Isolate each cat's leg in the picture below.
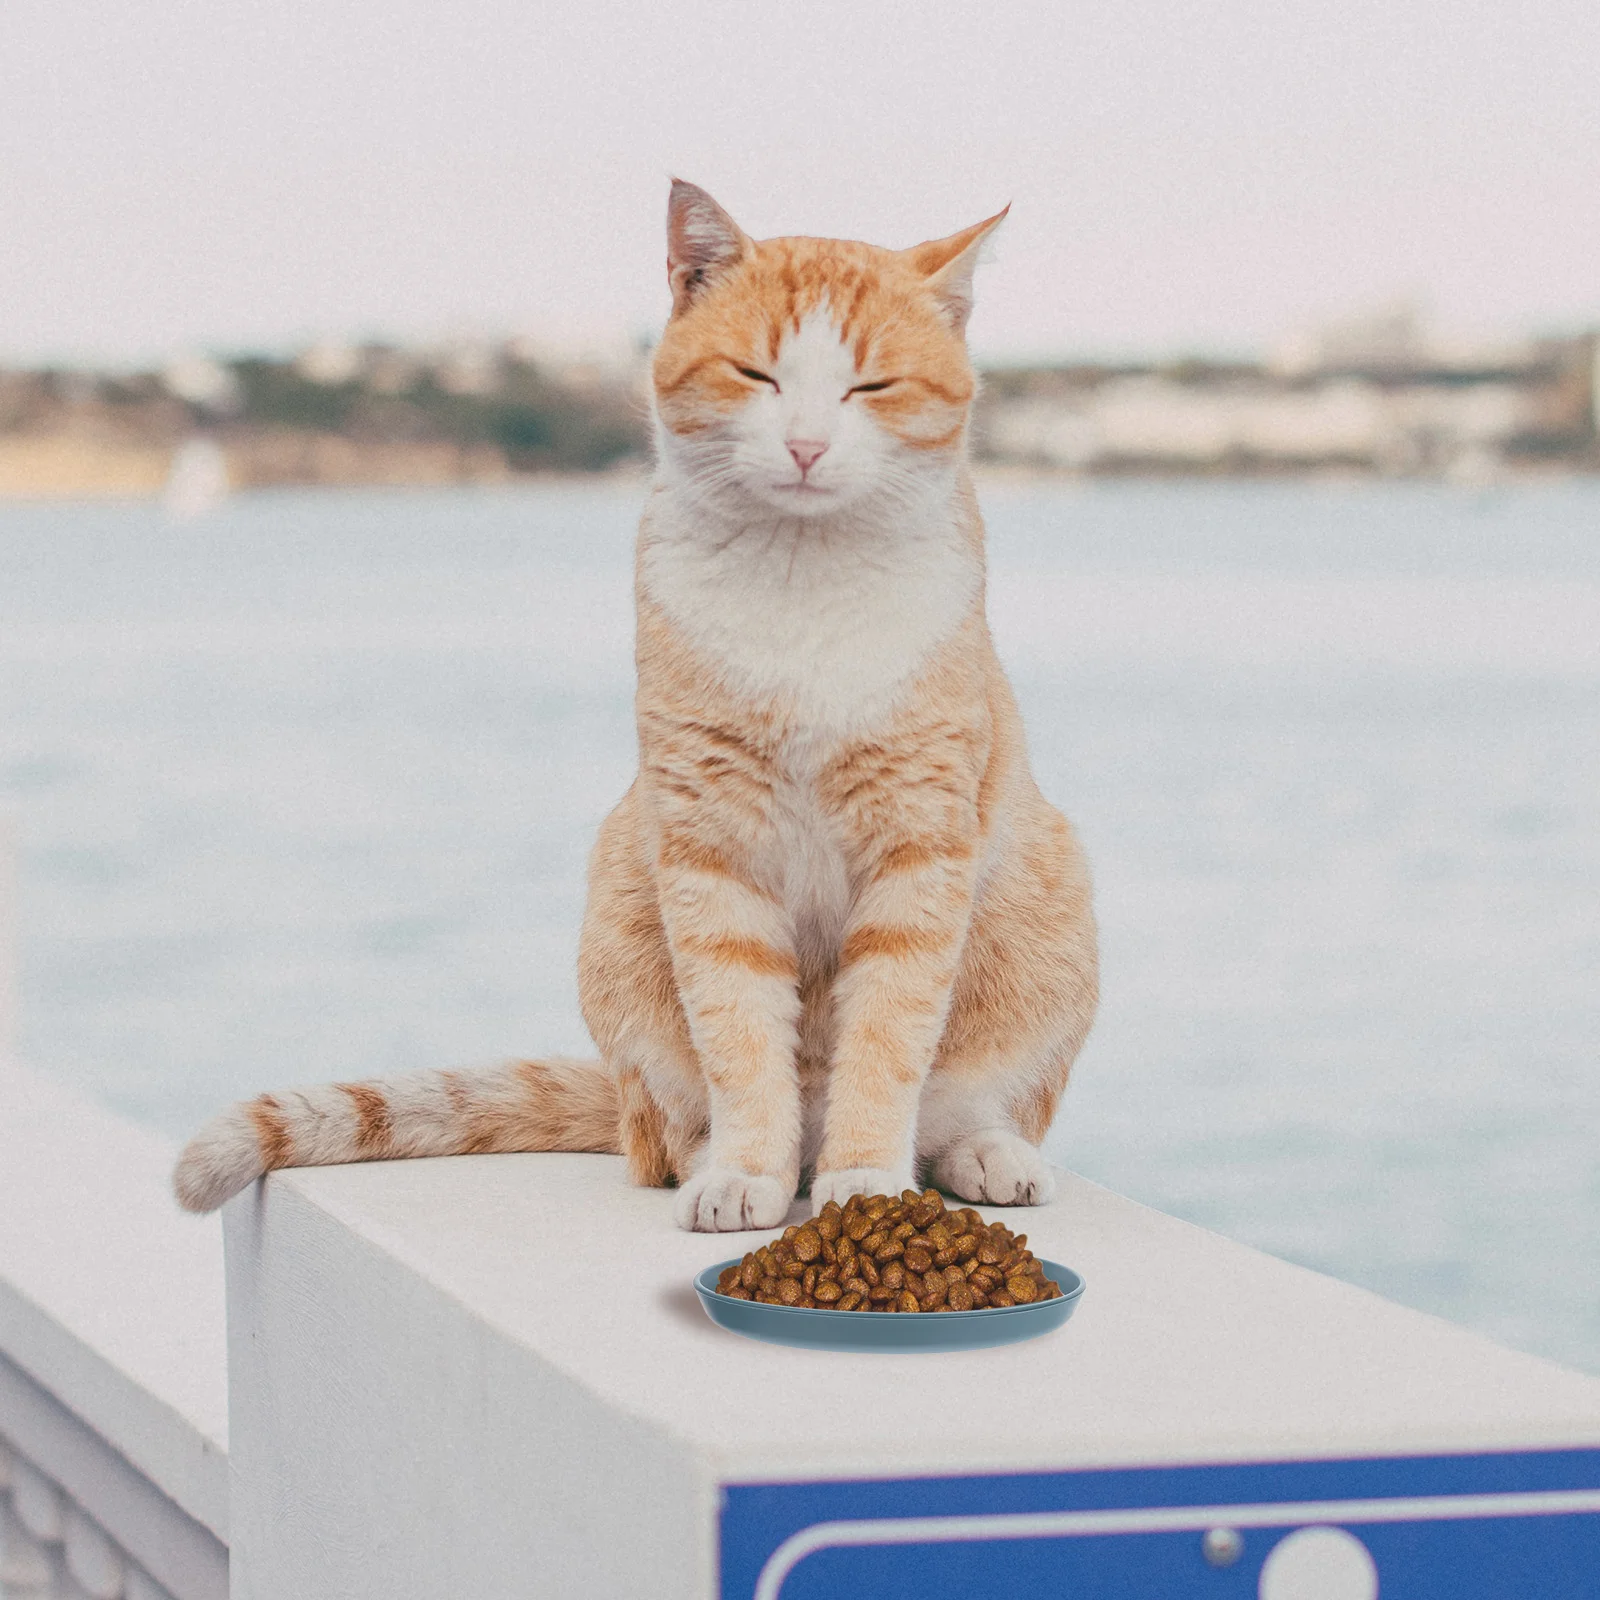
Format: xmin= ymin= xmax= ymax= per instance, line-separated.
xmin=650 ymin=833 xmax=804 ymax=1231
xmin=581 ymin=791 xmax=710 ymax=1192
xmin=811 ymin=833 xmax=981 ymax=1212
xmin=582 ymin=781 xmax=802 ymax=1230
xmin=916 ymin=810 xmax=1098 ymax=1207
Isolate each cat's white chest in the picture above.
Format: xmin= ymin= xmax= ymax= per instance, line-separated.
xmin=762 ymin=760 xmax=851 ymax=975
xmin=640 ymin=498 xmax=979 ymax=733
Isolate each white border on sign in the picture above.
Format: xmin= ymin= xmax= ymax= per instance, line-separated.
xmin=752 ymin=1489 xmax=1600 ymax=1600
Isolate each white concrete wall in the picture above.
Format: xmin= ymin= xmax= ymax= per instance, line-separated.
xmin=224 ymin=1176 xmax=712 ymax=1600
xmin=225 ymin=1151 xmax=1600 ymax=1599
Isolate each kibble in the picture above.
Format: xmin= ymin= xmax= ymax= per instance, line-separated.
xmin=713 ymin=1190 xmax=1063 ymax=1312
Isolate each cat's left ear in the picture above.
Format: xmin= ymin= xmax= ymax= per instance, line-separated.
xmin=904 ymin=206 xmax=1010 ymax=333
xmin=666 ymin=179 xmax=751 ymax=317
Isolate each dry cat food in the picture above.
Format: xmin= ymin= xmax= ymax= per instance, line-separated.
xmin=714 ymin=1189 xmax=1062 ymax=1312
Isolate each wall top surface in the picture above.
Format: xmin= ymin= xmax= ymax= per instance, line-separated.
xmin=275 ymin=1151 xmax=1600 ymax=1482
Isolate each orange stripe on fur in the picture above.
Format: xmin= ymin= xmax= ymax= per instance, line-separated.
xmin=249 ymin=1094 xmax=294 ymax=1171
xmin=337 ymin=1081 xmax=393 ymax=1158
xmin=841 ymin=923 xmax=955 ymax=966
xmin=657 ymin=830 xmax=760 ymax=889
xmin=877 ymin=838 xmax=972 ymax=876
xmin=680 ymin=934 xmax=798 ymax=980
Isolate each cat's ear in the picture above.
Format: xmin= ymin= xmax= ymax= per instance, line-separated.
xmin=904 ymin=206 xmax=1009 ymax=333
xmin=666 ymin=179 xmax=751 ymax=316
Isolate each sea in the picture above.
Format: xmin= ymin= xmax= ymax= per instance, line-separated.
xmin=1 ymin=478 xmax=1595 ymax=1373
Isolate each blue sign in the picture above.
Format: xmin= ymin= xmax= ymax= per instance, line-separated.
xmin=721 ymin=1448 xmax=1600 ymax=1598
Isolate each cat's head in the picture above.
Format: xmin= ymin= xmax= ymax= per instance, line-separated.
xmin=652 ymin=181 xmax=1005 ymax=518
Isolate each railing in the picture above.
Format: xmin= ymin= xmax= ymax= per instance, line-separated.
xmin=0 ymin=1412 xmax=215 ymax=1600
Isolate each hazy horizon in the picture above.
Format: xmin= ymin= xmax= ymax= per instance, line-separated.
xmin=4 ymin=1 xmax=1597 ymax=368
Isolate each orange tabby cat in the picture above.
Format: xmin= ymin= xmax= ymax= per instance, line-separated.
xmin=174 ymin=181 xmax=1098 ymax=1231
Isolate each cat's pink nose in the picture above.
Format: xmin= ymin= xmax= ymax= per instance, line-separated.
xmin=787 ymin=439 xmax=828 ymax=474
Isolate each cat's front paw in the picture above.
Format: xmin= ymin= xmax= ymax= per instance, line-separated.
xmin=810 ymin=1166 xmax=914 ymax=1214
xmin=674 ymin=1167 xmax=792 ymax=1232
xmin=932 ymin=1131 xmax=1055 ymax=1206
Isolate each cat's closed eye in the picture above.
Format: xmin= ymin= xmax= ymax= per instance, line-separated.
xmin=735 ymin=365 xmax=779 ymax=390
xmin=847 ymin=379 xmax=897 ymax=396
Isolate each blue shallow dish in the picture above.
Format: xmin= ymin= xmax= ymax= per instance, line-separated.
xmin=694 ymin=1258 xmax=1084 ymax=1352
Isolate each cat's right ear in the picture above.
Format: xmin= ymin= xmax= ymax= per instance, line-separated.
xmin=666 ymin=180 xmax=750 ymax=316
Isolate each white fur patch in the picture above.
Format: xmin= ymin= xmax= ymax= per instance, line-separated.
xmin=810 ymin=1166 xmax=914 ymax=1214
xmin=641 ymin=495 xmax=977 ymax=734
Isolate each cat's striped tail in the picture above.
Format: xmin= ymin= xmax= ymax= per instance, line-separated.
xmin=171 ymin=1057 xmax=619 ymax=1213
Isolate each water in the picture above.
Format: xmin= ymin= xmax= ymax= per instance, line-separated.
xmin=1 ymin=480 xmax=1596 ymax=1373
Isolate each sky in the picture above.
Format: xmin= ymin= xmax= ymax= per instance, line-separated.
xmin=2 ymin=0 xmax=1597 ymax=367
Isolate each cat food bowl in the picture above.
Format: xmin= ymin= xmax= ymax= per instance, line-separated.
xmin=694 ymin=1258 xmax=1084 ymax=1352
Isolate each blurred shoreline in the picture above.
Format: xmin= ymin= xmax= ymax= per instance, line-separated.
xmin=4 ymin=311 xmax=1597 ymax=500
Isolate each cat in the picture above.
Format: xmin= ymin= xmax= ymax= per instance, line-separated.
xmin=173 ymin=180 xmax=1099 ymax=1232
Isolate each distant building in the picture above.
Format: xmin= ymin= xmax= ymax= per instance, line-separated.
xmin=160 ymin=355 xmax=242 ymax=415
xmin=976 ymin=316 xmax=1597 ymax=478
xmin=294 ymin=342 xmax=365 ymax=386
